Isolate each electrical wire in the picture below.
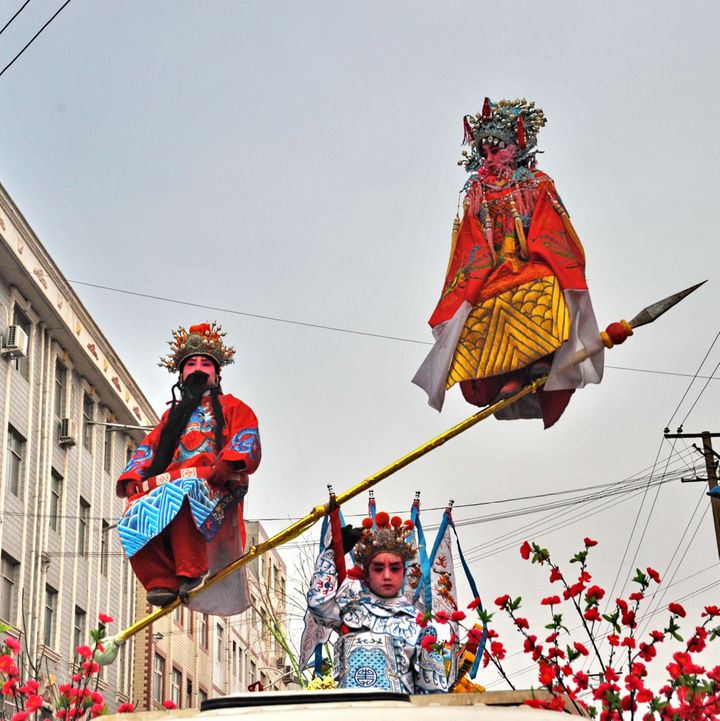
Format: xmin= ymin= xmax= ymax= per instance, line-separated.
xmin=0 ymin=0 xmax=32 ymax=37
xmin=0 ymin=0 xmax=72 ymax=79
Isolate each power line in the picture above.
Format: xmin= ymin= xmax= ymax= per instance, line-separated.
xmin=0 ymin=0 xmax=72 ymax=80
xmin=0 ymin=0 xmax=32 ymax=37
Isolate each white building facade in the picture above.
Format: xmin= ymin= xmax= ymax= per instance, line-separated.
xmin=0 ymin=181 xmax=157 ymax=712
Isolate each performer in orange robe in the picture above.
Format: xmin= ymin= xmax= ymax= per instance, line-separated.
xmin=116 ymin=322 xmax=260 ymax=611
xmin=413 ymin=98 xmax=603 ymax=428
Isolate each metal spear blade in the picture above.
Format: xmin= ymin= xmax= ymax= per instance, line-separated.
xmin=629 ymin=280 xmax=707 ymax=329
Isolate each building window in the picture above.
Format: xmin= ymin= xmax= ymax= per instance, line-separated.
xmin=248 ymin=660 xmax=257 ymax=687
xmin=153 ymin=654 xmax=165 ymax=705
xmin=199 ymin=614 xmax=208 ymax=650
xmin=78 ymin=498 xmax=90 ymax=556
xmin=12 ymin=306 xmax=31 ymax=379
xmin=173 ymin=605 xmax=183 ymax=626
xmin=103 ymin=425 xmax=113 ymax=474
xmin=237 ymin=646 xmax=243 ymax=680
xmin=5 ymin=426 xmax=25 ymax=497
xmin=100 ymin=521 xmax=109 ymax=576
xmin=73 ymin=606 xmax=86 ymax=658
xmin=54 ymin=360 xmax=66 ymax=420
xmin=187 ymin=609 xmax=194 ymax=637
xmin=1 ymin=553 xmax=19 ymax=621
xmin=215 ymin=623 xmax=224 ymax=661
xmin=185 ymin=678 xmax=193 ymax=706
xmin=82 ymin=395 xmax=94 ymax=451
xmin=198 ymin=689 xmax=207 ymax=705
xmin=44 ymin=585 xmax=58 ymax=647
xmin=171 ymin=668 xmax=182 ymax=707
xmin=49 ymin=470 xmax=62 ymax=532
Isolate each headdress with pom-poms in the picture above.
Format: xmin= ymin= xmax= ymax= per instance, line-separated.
xmin=352 ymin=511 xmax=416 ymax=566
xmin=459 ymin=97 xmax=547 ymax=172
xmin=159 ymin=321 xmax=235 ymax=373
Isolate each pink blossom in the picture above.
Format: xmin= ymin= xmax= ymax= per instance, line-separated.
xmin=538 ymin=663 xmax=556 ymax=686
xmin=162 ymin=700 xmax=177 ymax=710
xmin=519 ymin=541 xmax=531 ymax=559
xmin=541 ymin=595 xmax=561 ymax=606
xmin=26 ymin=694 xmax=43 ymax=711
xmin=467 ymin=596 xmax=482 ymax=610
xmin=584 ymin=537 xmax=598 ymax=547
xmin=668 ymin=602 xmax=686 ymax=618
xmin=584 ymin=607 xmax=601 ymax=622
xmin=450 ymin=610 xmax=466 ymax=622
xmin=646 ymin=567 xmax=661 ymax=583
xmin=3 ymin=637 xmax=20 ymax=654
xmin=420 ymin=634 xmax=437 ymax=652
xmin=573 ymin=641 xmax=589 ymax=656
xmin=98 ymin=613 xmax=114 ymax=624
xmin=549 ymin=567 xmax=563 ymax=583
xmin=118 ymin=703 xmax=135 ymax=713
xmin=11 ymin=712 xmax=28 ymax=721
xmin=494 ymin=594 xmax=510 ymax=609
xmin=75 ymin=645 xmax=93 ymax=660
xmin=435 ymin=610 xmax=450 ymax=624
xmin=490 ymin=641 xmax=506 ymax=659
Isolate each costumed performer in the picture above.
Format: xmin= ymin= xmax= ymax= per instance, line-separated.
xmin=413 ymin=98 xmax=603 ymax=428
xmin=116 ymin=322 xmax=261 ymax=611
xmin=306 ymin=511 xmax=448 ymax=693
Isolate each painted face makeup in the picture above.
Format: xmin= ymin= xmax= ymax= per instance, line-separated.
xmin=181 ymin=355 xmax=218 ymax=386
xmin=365 ymin=552 xmax=405 ymax=598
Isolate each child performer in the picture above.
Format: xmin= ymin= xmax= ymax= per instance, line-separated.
xmin=307 ymin=511 xmax=448 ymax=693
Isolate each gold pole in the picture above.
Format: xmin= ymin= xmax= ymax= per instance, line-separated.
xmin=98 ymin=376 xmax=547 ymax=661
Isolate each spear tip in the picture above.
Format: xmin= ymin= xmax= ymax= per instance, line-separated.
xmin=629 ymin=280 xmax=707 ymax=329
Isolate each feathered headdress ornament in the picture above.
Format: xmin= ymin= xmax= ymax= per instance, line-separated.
xmin=353 ymin=511 xmax=416 ymax=566
xmin=459 ymin=97 xmax=546 ymax=171
xmin=159 ymin=321 xmax=235 ymax=373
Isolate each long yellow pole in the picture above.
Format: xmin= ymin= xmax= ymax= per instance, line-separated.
xmin=97 ymin=376 xmax=547 ymax=663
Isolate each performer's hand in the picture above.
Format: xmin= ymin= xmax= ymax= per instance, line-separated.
xmin=341 ymin=524 xmax=363 ymax=554
xmin=208 ymin=458 xmax=237 ymax=488
xmin=124 ymin=480 xmax=142 ymax=497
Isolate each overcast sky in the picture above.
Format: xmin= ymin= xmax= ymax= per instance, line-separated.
xmin=0 ymin=0 xmax=718 ymax=686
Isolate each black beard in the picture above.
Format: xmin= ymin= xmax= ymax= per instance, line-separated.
xmin=182 ymin=370 xmax=210 ymax=398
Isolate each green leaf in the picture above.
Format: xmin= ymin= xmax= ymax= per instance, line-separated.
xmin=509 ymin=596 xmax=523 ymax=612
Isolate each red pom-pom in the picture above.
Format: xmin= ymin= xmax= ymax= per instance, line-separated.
xmin=390 ymin=515 xmax=402 ymax=528
xmin=361 ymin=517 xmax=374 ymax=529
xmin=482 ymin=97 xmax=491 ymax=119
xmin=404 ymin=519 xmax=415 ymax=530
xmin=375 ymin=511 xmax=390 ymax=527
xmin=605 ymin=322 xmax=630 ymax=345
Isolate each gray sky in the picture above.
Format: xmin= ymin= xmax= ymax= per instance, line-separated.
xmin=1 ymin=0 xmax=718 ymax=686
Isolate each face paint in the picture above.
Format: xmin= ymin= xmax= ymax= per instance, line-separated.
xmin=365 ymin=552 xmax=405 ymax=598
xmin=181 ymin=355 xmax=218 ymax=387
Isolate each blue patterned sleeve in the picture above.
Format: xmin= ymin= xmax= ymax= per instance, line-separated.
xmin=413 ymin=624 xmax=449 ymax=694
xmin=114 ymin=412 xmax=168 ymax=496
xmin=218 ymin=395 xmax=261 ymax=474
xmin=307 ymin=545 xmax=343 ymax=630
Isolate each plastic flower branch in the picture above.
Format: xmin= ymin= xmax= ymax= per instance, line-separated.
xmin=1 ymin=614 xmax=180 ymax=719
xmin=481 ymin=540 xmax=720 ymax=720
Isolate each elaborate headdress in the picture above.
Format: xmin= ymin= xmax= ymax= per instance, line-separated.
xmin=353 ymin=511 xmax=416 ymax=566
xmin=460 ymin=97 xmax=546 ymax=171
xmin=159 ymin=321 xmax=235 ymax=373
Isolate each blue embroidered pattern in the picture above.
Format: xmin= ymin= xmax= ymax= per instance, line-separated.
xmin=230 ymin=428 xmax=260 ymax=461
xmin=122 ymin=444 xmax=153 ymax=474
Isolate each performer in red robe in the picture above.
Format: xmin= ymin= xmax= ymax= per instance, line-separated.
xmin=413 ymin=98 xmax=603 ymax=427
xmin=116 ymin=322 xmax=260 ymax=610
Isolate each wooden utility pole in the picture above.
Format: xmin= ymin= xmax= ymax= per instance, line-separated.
xmin=664 ymin=430 xmax=720 ymax=560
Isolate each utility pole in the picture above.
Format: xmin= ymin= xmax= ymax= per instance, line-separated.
xmin=664 ymin=429 xmax=720 ymax=560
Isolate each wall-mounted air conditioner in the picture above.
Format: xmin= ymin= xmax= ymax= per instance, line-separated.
xmin=1 ymin=325 xmax=28 ymax=358
xmin=59 ymin=418 xmax=77 ymax=447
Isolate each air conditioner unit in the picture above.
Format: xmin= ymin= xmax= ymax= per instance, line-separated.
xmin=58 ymin=418 xmax=77 ymax=447
xmin=1 ymin=325 xmax=28 ymax=358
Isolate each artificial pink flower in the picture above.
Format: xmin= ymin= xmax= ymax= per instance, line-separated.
xmin=118 ymin=703 xmax=135 ymax=713
xmin=98 ymin=613 xmax=114 ymax=624
xmin=467 ymin=597 xmax=482 ymax=610
xmin=494 ymin=594 xmax=510 ymax=609
xmin=573 ymin=642 xmax=589 ymax=656
xmin=668 ymin=602 xmax=686 ymax=618
xmin=702 ymin=605 xmax=719 ymax=617
xmin=450 ymin=610 xmax=466 ymax=622
xmin=76 ymin=645 xmax=93 ymax=660
xmin=519 ymin=541 xmax=531 ymax=559
xmin=584 ymin=607 xmax=601 ymax=622
xmin=490 ymin=641 xmax=506 ymax=660
xmin=549 ymin=567 xmax=563 ymax=583
xmin=3 ymin=638 xmax=20 ymax=654
xmin=162 ymin=700 xmax=177 ymax=710
xmin=538 ymin=663 xmax=556 ymax=686
xmin=583 ymin=537 xmax=598 ymax=547
xmin=435 ymin=610 xmax=450 ymax=624
xmin=11 ymin=712 xmax=28 ymax=721
xmin=646 ymin=567 xmax=661 ymax=583
xmin=514 ymin=617 xmax=529 ymax=629
xmin=541 ymin=595 xmax=561 ymax=606
xmin=420 ymin=635 xmax=438 ymax=652
xmin=26 ymin=695 xmax=43 ymax=711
